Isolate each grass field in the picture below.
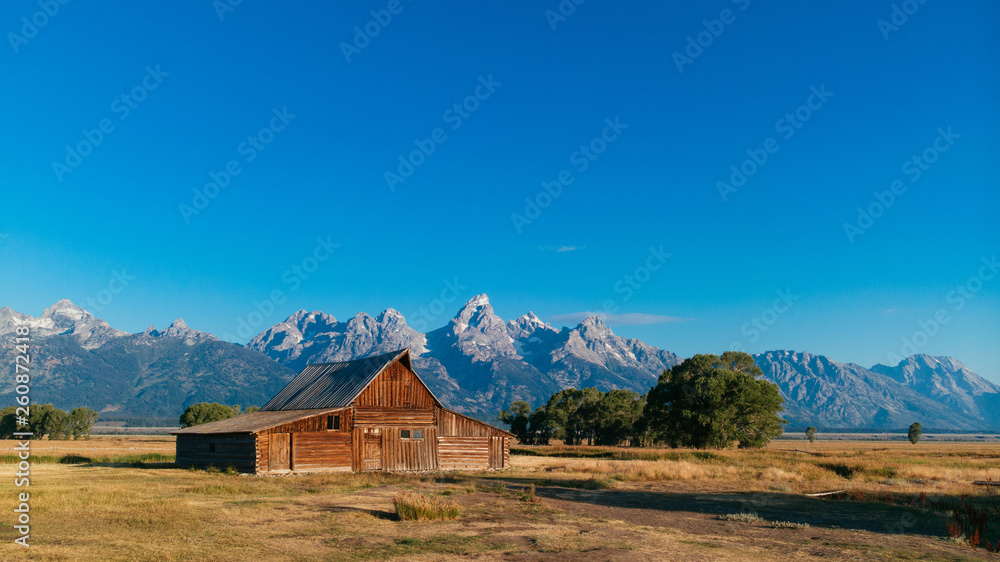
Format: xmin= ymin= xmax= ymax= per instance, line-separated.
xmin=0 ymin=436 xmax=998 ymax=560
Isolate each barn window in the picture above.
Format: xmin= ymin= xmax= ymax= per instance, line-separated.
xmin=327 ymin=415 xmax=339 ymax=430
xmin=412 ymin=430 xmax=423 ymax=439
xmin=400 ymin=429 xmax=422 ymax=440
xmin=400 ymin=429 xmax=410 ymax=439
xmin=209 ymin=443 xmax=216 ymax=452
xmin=333 ymin=415 xmax=340 ymax=430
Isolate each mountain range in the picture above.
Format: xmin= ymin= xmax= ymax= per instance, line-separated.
xmin=2 ymin=296 xmax=998 ymax=430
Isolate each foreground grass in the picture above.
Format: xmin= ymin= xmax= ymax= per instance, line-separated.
xmin=0 ymin=438 xmax=996 ymax=560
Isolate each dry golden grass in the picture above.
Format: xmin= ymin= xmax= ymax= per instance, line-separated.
xmin=0 ymin=437 xmax=997 ymax=560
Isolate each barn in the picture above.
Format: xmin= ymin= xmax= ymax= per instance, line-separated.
xmin=172 ymin=348 xmax=512 ymax=474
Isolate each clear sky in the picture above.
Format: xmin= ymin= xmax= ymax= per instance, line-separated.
xmin=2 ymin=1 xmax=998 ymax=380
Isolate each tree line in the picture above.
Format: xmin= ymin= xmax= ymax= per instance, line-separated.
xmin=499 ymin=352 xmax=788 ymax=449
xmin=0 ymin=404 xmax=99 ymax=440
xmin=178 ymin=402 xmax=259 ymax=427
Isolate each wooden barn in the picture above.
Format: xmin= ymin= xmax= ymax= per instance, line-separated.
xmin=172 ymin=348 xmax=511 ymax=474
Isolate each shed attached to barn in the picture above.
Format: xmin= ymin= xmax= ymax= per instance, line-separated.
xmin=172 ymin=348 xmax=511 ymax=474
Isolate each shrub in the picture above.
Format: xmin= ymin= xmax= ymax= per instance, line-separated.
xmin=719 ymin=512 xmax=763 ymax=523
xmin=771 ymin=520 xmax=810 ymax=529
xmin=393 ymin=492 xmax=461 ymax=521
xmin=58 ymin=455 xmax=92 ymax=464
xmin=520 ymin=484 xmax=539 ymax=503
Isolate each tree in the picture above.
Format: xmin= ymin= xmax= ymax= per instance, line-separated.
xmin=593 ymin=390 xmax=644 ymax=446
xmin=245 ymin=406 xmax=261 ymax=413
xmin=908 ymin=422 xmax=922 ymax=445
xmin=498 ymin=401 xmax=533 ymax=444
xmin=179 ymin=402 xmax=240 ymax=428
xmin=544 ymin=388 xmax=603 ymax=445
xmin=45 ymin=409 xmax=71 ymax=440
xmin=68 ymin=408 xmax=99 ymax=440
xmin=528 ymin=406 xmax=552 ymax=445
xmin=805 ymin=426 xmax=817 ymax=443
xmin=27 ymin=404 xmax=72 ymax=439
xmin=644 ymin=352 xmax=787 ymax=449
xmin=0 ymin=406 xmax=18 ymax=439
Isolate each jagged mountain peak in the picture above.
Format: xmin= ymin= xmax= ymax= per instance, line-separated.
xmin=508 ymin=312 xmax=557 ymax=341
xmin=159 ymin=318 xmax=216 ymax=343
xmin=0 ymin=299 xmax=126 ymax=348
xmin=42 ymin=298 xmax=91 ymax=321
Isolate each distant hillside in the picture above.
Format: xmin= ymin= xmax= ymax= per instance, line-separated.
xmin=0 ymin=302 xmax=295 ymax=417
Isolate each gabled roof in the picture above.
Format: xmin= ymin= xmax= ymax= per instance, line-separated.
xmin=171 ymin=408 xmax=345 ymax=435
xmin=261 ymin=348 xmax=441 ymax=411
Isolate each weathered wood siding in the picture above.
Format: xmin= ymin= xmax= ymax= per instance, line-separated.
xmin=255 ymin=409 xmax=352 ymax=473
xmin=355 ymin=361 xmax=436 ymax=409
xmin=437 ymin=409 xmax=510 ymax=469
xmin=438 ymin=436 xmax=490 ymax=470
xmin=175 ymin=433 xmax=256 ymax=472
xmin=292 ymin=433 xmax=352 ymax=471
xmin=269 ymin=433 xmax=291 ymax=471
xmin=383 ymin=427 xmax=438 ymax=471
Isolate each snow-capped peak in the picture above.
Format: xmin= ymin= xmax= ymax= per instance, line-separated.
xmin=42 ymin=298 xmax=90 ymax=322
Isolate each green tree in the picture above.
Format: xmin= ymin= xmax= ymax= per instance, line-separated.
xmin=245 ymin=406 xmax=261 ymax=413
xmin=498 ymin=401 xmax=533 ymax=444
xmin=179 ymin=402 xmax=240 ymax=428
xmin=805 ymin=426 xmax=817 ymax=443
xmin=645 ymin=352 xmax=787 ymax=449
xmin=0 ymin=406 xmax=18 ymax=439
xmin=68 ymin=408 xmax=99 ymax=440
xmin=908 ymin=422 xmax=922 ymax=445
xmin=594 ymin=390 xmax=644 ymax=446
xmin=27 ymin=404 xmax=72 ymax=439
xmin=544 ymin=388 xmax=603 ymax=445
xmin=528 ymin=406 xmax=552 ymax=445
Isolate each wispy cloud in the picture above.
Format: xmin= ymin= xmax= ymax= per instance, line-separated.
xmin=550 ymin=311 xmax=693 ymax=326
xmin=884 ymin=308 xmax=902 ymax=314
xmin=539 ymin=245 xmax=584 ymax=252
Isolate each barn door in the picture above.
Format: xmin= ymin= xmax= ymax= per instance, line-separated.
xmin=489 ymin=436 xmax=504 ymax=468
xmin=362 ymin=428 xmax=382 ymax=471
xmin=269 ymin=433 xmax=291 ymax=471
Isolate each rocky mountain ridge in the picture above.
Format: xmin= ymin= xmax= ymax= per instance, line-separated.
xmin=2 ymin=297 xmax=998 ymax=429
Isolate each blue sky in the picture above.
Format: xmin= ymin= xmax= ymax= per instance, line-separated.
xmin=2 ymin=1 xmax=998 ymax=380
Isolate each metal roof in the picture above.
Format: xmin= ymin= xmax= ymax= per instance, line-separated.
xmin=171 ymin=408 xmax=344 ymax=435
xmin=260 ymin=348 xmax=440 ymax=411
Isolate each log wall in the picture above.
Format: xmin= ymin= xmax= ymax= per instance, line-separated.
xmin=438 ymin=436 xmax=490 ymax=470
xmin=175 ymin=433 xmax=256 ymax=472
